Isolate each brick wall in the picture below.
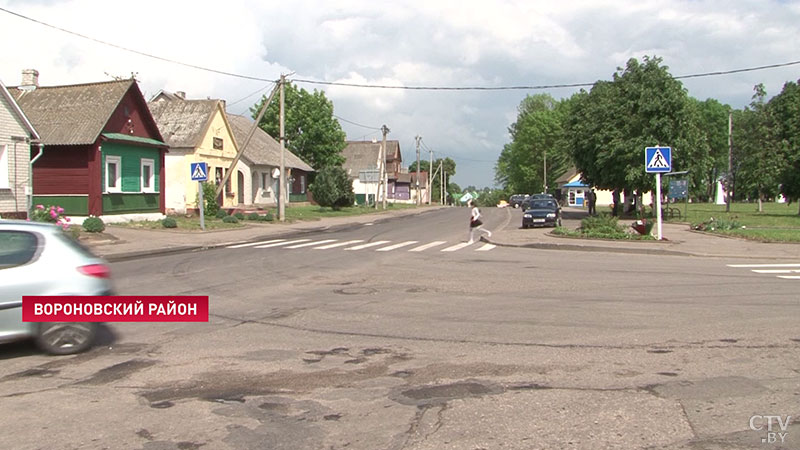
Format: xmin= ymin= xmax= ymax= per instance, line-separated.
xmin=0 ymin=94 xmax=34 ymax=218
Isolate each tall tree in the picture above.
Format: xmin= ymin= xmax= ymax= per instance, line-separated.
xmin=689 ymin=98 xmax=731 ymax=202
xmin=733 ymin=84 xmax=785 ymax=211
xmin=566 ymin=56 xmax=700 ymax=215
xmin=769 ymin=80 xmax=800 ymax=214
xmin=495 ymin=94 xmax=571 ymax=194
xmin=251 ymin=83 xmax=347 ymax=169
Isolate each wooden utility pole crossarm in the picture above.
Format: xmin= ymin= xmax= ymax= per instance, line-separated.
xmin=215 ymin=82 xmax=279 ymax=198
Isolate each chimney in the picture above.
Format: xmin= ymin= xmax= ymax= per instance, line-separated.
xmin=20 ymin=69 xmax=39 ymax=90
xmin=175 ymin=91 xmax=186 ymax=100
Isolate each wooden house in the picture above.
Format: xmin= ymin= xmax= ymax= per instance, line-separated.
xmin=0 ymin=77 xmax=39 ymax=219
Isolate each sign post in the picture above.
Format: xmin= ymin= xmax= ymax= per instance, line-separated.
xmin=645 ymin=147 xmax=672 ymax=240
xmin=191 ymin=162 xmax=209 ymax=231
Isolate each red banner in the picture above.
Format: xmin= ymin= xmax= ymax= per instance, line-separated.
xmin=22 ymin=296 xmax=209 ymax=322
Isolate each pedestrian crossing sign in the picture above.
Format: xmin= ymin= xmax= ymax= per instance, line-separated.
xmin=645 ymin=147 xmax=671 ymax=173
xmin=191 ymin=162 xmax=208 ymax=181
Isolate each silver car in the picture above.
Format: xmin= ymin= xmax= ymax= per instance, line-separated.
xmin=0 ymin=220 xmax=114 ymax=354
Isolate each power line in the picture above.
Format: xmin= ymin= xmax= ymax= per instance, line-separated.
xmin=333 ymin=114 xmax=382 ymax=130
xmin=226 ymin=83 xmax=276 ymax=108
xmin=4 ymin=6 xmax=800 ymax=91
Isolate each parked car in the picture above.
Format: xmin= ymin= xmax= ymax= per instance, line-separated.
xmin=509 ymin=194 xmax=528 ymax=208
xmin=522 ymin=199 xmax=562 ymax=228
xmin=521 ymin=193 xmax=555 ymax=210
xmin=0 ymin=221 xmax=113 ymax=354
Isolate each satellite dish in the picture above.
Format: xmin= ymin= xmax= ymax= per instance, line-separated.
xmin=271 ymin=168 xmax=280 ymax=178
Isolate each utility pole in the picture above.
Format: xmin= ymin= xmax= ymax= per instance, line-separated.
xmin=726 ymin=111 xmax=732 ymax=213
xmin=442 ymin=169 xmax=446 ymax=205
xmin=279 ymin=74 xmax=286 ymax=222
xmin=428 ymin=148 xmax=433 ymax=204
xmin=415 ymin=135 xmax=421 ymax=206
xmin=543 ymin=149 xmax=548 ymax=193
xmin=381 ymin=124 xmax=390 ymax=209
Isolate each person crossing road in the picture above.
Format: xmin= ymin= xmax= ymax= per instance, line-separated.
xmin=467 ymin=200 xmax=492 ymax=244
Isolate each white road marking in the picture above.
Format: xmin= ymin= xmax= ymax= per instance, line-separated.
xmin=255 ymin=239 xmax=310 ymax=248
xmin=778 ymin=276 xmax=800 ymax=280
xmin=376 ymin=241 xmax=419 ymax=251
xmin=314 ymin=240 xmax=364 ymax=249
xmin=409 ymin=241 xmax=447 ymax=252
xmin=475 ymin=243 xmax=496 ymax=251
xmin=441 ymin=242 xmax=472 ymax=252
xmin=227 ymin=239 xmax=285 ymax=249
xmin=751 ymin=269 xmax=800 ymax=274
xmin=727 ymin=263 xmax=800 ymax=268
xmin=345 ymin=240 xmax=391 ymax=250
xmin=285 ymin=239 xmax=337 ymax=249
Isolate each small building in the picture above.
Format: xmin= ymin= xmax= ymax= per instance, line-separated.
xmin=556 ymin=168 xmax=652 ymax=208
xmin=341 ymin=140 xmax=404 ymax=205
xmin=148 ymin=92 xmax=244 ymax=214
xmin=226 ymin=113 xmax=313 ymax=206
xmin=11 ymin=71 xmax=168 ymax=222
xmin=0 ymin=78 xmax=39 ymax=219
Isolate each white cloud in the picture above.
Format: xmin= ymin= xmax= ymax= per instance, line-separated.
xmin=2 ymin=0 xmax=800 ymax=187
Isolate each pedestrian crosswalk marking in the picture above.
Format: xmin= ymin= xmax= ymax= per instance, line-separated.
xmin=345 ymin=240 xmax=391 ymax=251
xmin=727 ymin=263 xmax=800 ymax=280
xmin=314 ymin=239 xmax=363 ymax=249
xmin=376 ymin=241 xmax=418 ymax=251
xmin=228 ymin=239 xmax=285 ymax=249
xmin=286 ymin=239 xmax=337 ymax=249
xmin=409 ymin=241 xmax=447 ymax=252
xmin=226 ymin=238 xmax=497 ymax=253
xmin=255 ymin=239 xmax=310 ymax=248
xmin=441 ymin=242 xmax=472 ymax=252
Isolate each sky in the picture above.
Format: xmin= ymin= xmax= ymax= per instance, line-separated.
xmin=2 ymin=0 xmax=800 ymax=189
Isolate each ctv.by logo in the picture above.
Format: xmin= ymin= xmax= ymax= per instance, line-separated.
xmin=750 ymin=415 xmax=792 ymax=444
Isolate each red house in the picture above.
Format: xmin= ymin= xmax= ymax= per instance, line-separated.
xmin=11 ymin=71 xmax=167 ymax=219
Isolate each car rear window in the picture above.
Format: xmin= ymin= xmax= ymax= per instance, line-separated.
xmin=0 ymin=230 xmax=39 ymax=269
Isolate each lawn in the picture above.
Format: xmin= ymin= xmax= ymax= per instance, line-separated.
xmin=283 ymin=203 xmax=418 ymax=221
xmin=111 ymin=216 xmax=246 ymax=230
xmin=662 ymin=202 xmax=800 ymax=242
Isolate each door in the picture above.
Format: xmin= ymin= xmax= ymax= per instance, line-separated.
xmin=237 ymin=170 xmax=245 ymax=205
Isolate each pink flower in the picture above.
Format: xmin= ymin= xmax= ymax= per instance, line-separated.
xmin=36 ymin=204 xmax=44 ymax=210
xmin=50 ymin=210 xmax=58 ymax=219
xmin=65 ymin=217 xmax=71 ymax=222
xmin=56 ymin=207 xmax=64 ymax=214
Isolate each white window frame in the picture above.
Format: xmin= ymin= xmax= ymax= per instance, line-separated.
xmin=300 ymin=174 xmax=306 ymax=193
xmin=106 ymin=155 xmax=122 ymax=193
xmin=141 ymin=158 xmax=155 ymax=193
xmin=0 ymin=145 xmax=9 ymax=189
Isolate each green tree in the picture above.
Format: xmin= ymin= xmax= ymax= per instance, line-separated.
xmin=252 ymin=83 xmax=347 ymax=169
xmin=495 ymin=94 xmax=571 ymax=195
xmin=769 ymin=80 xmax=800 ymax=214
xmin=309 ymin=166 xmax=354 ymax=210
xmin=409 ymin=157 xmax=456 ymax=203
xmin=688 ymin=98 xmax=731 ymax=201
xmin=733 ymin=84 xmax=785 ymax=211
xmin=566 ymin=56 xmax=700 ymax=215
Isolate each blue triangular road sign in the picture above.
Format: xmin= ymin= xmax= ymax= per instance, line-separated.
xmin=647 ymin=149 xmax=669 ymax=169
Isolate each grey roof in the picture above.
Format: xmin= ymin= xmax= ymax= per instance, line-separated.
xmin=226 ymin=113 xmax=313 ymax=172
xmin=341 ymin=141 xmax=381 ymax=177
xmin=341 ymin=140 xmax=402 ymax=178
xmin=10 ymin=79 xmax=140 ymax=145
xmin=147 ymin=98 xmax=220 ymax=149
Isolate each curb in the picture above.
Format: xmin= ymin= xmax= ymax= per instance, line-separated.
xmin=486 ymin=239 xmax=693 ymax=257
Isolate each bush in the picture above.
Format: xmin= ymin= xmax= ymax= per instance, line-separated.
xmin=215 ymin=209 xmax=228 ymax=219
xmin=82 ymin=216 xmax=105 ymax=233
xmin=692 ymin=217 xmax=743 ymax=231
xmin=30 ymin=204 xmax=71 ymax=231
xmin=259 ymin=212 xmax=274 ymax=222
xmin=247 ymin=212 xmax=260 ymax=221
xmin=200 ymin=182 xmax=219 ymax=216
xmin=222 ymin=215 xmax=239 ymax=224
xmin=162 ymin=217 xmax=178 ymax=228
xmin=309 ymin=166 xmax=355 ymax=210
xmin=234 ymin=212 xmax=245 ymax=220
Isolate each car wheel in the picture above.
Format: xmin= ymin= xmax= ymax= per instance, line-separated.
xmin=36 ymin=322 xmax=97 ymax=355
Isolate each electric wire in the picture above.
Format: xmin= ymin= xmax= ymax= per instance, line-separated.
xmin=3 ymin=6 xmax=800 ymax=92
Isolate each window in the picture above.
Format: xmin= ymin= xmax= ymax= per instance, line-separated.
xmin=0 ymin=145 xmax=8 ymax=189
xmin=0 ymin=231 xmax=37 ymax=269
xmin=213 ymin=137 xmax=223 ymax=150
xmin=141 ymin=159 xmax=155 ymax=192
xmin=106 ymin=155 xmax=121 ymax=193
xmin=300 ymin=174 xmax=306 ymax=194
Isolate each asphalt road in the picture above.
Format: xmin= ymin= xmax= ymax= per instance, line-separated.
xmin=1 ymin=208 xmax=798 ymax=449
